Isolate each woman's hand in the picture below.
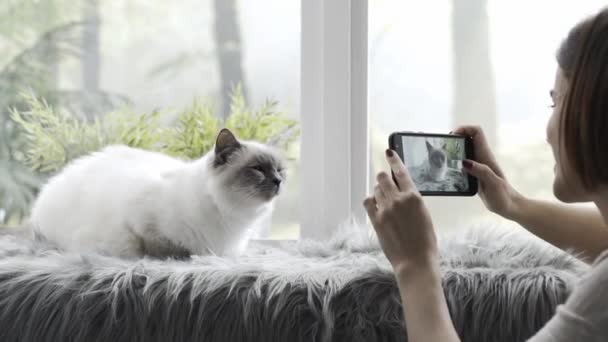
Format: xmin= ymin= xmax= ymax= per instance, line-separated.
xmin=364 ymin=149 xmax=438 ymax=274
xmin=453 ymin=125 xmax=524 ymax=220
xmin=366 ymin=150 xmax=462 ymax=342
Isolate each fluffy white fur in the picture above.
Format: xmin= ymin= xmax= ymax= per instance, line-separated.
xmin=30 ymin=138 xmax=282 ymax=258
xmin=0 ymin=224 xmax=587 ymax=342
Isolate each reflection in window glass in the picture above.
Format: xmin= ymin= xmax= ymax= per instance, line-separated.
xmin=369 ymin=0 xmax=604 ymax=230
xmin=0 ymin=0 xmax=300 ymax=239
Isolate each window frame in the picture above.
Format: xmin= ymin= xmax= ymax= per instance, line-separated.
xmin=299 ymin=0 xmax=369 ymax=241
xmin=254 ymin=0 xmax=369 ymax=244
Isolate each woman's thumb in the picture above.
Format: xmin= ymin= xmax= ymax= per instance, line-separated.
xmin=463 ymin=159 xmax=499 ymax=184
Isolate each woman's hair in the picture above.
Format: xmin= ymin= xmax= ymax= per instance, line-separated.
xmin=557 ymin=8 xmax=608 ymax=190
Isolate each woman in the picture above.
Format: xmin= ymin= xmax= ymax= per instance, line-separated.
xmin=365 ymin=8 xmax=608 ymax=342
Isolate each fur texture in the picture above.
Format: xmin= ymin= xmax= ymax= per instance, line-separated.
xmin=0 ymin=224 xmax=587 ymax=342
xmin=30 ymin=129 xmax=285 ymax=258
xmin=424 ymin=140 xmax=448 ymax=182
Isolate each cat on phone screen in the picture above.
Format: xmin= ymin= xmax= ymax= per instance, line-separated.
xmin=29 ymin=129 xmax=285 ymax=259
xmin=424 ymin=140 xmax=448 ymax=182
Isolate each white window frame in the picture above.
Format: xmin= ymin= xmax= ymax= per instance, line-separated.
xmin=300 ymin=0 xmax=369 ymax=240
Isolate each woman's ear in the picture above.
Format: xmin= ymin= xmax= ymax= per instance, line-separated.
xmin=214 ymin=128 xmax=241 ymax=166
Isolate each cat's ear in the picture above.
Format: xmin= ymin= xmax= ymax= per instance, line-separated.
xmin=441 ymin=143 xmax=447 ymax=150
xmin=425 ymin=141 xmax=433 ymax=153
xmin=214 ymin=128 xmax=241 ymax=166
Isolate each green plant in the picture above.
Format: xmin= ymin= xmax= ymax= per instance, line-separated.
xmin=0 ymin=2 xmax=116 ymax=224
xmin=224 ymin=85 xmax=299 ymax=151
xmin=162 ymin=100 xmax=220 ymax=159
xmin=10 ymin=92 xmax=162 ymax=173
xmin=444 ymin=139 xmax=462 ymax=161
xmin=12 ymin=86 xmax=300 ymax=174
xmin=0 ymin=117 xmax=42 ymax=224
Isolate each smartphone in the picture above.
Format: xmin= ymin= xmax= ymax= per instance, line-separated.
xmin=388 ymin=132 xmax=477 ymax=196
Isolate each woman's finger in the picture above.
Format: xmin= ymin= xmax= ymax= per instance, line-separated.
xmin=363 ymin=197 xmax=378 ymax=225
xmin=463 ymin=159 xmax=500 ymax=185
xmin=453 ymin=125 xmax=505 ymax=178
xmin=377 ymin=171 xmax=399 ymax=198
xmin=453 ymin=125 xmax=486 ymax=143
xmin=374 ymin=184 xmax=389 ymax=208
xmin=385 ymin=149 xmax=416 ymax=192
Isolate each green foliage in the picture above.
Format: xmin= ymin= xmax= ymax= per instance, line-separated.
xmin=12 ymin=87 xmax=300 ymax=173
xmin=0 ymin=17 xmax=127 ymax=224
xmin=444 ymin=139 xmax=462 ymax=161
xmin=0 ymin=116 xmax=42 ymax=224
xmin=0 ymin=1 xmax=87 ymax=224
xmin=10 ymin=92 xmax=162 ymax=173
xmin=163 ymin=100 xmax=219 ymax=159
xmin=225 ymin=85 xmax=299 ymax=146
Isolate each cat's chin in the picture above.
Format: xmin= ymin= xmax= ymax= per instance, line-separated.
xmin=259 ymin=191 xmax=280 ymax=203
xmin=257 ymin=185 xmax=282 ymax=202
xmin=238 ymin=191 xmax=279 ymax=206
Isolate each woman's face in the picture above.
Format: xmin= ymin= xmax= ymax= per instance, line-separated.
xmin=546 ymin=68 xmax=592 ymax=202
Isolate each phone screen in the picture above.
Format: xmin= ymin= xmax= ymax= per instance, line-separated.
xmin=390 ymin=133 xmax=476 ymax=196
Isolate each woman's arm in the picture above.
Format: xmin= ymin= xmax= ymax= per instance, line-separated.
xmin=395 ymin=262 xmax=460 ymax=342
xmin=455 ymin=126 xmax=608 ymax=263
xmin=364 ymin=150 xmax=461 ymax=342
xmin=510 ymin=197 xmax=608 ymax=263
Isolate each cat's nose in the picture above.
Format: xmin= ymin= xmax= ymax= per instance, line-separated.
xmin=271 ymin=177 xmax=282 ymax=186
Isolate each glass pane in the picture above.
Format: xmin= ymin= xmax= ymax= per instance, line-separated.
xmin=369 ymin=0 xmax=604 ymax=230
xmin=0 ymin=0 xmax=300 ymax=239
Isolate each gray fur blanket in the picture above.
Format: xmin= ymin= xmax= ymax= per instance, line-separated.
xmin=0 ymin=225 xmax=588 ymax=342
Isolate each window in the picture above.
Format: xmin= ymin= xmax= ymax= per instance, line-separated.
xmin=3 ymin=0 xmax=604 ymax=242
xmin=369 ymin=0 xmax=605 ymax=230
xmin=0 ymin=0 xmax=300 ymax=239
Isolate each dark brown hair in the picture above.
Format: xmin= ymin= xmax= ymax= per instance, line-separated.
xmin=557 ymin=8 xmax=608 ymax=189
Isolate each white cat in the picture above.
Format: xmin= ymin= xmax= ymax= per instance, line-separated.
xmin=29 ymin=129 xmax=285 ymax=259
xmin=424 ymin=140 xmax=448 ymax=182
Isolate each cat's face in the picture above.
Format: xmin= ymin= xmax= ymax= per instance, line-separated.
xmin=426 ymin=141 xmax=447 ymax=169
xmin=212 ymin=129 xmax=286 ymax=203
